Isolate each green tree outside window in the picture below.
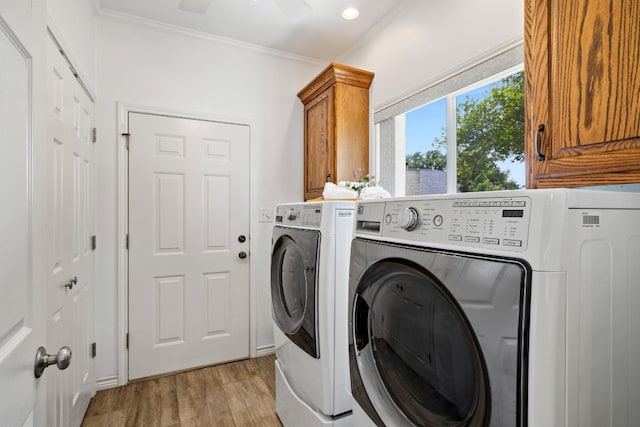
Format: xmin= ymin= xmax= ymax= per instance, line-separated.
xmin=406 ymin=71 xmax=524 ymax=192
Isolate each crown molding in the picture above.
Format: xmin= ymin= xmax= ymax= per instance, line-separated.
xmin=96 ymin=8 xmax=326 ymax=67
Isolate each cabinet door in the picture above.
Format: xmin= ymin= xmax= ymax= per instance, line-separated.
xmin=525 ymin=0 xmax=640 ymax=187
xmin=304 ymin=87 xmax=334 ymax=200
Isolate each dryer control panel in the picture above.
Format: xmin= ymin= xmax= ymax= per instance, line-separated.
xmin=356 ymin=196 xmax=532 ymax=251
xmin=275 ymin=204 xmax=322 ymax=228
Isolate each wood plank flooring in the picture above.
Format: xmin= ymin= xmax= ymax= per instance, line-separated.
xmin=82 ymin=354 xmax=282 ymax=427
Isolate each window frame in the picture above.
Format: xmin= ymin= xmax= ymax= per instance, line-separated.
xmin=375 ymin=42 xmax=524 ymax=196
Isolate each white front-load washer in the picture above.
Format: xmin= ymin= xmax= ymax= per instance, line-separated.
xmin=271 ymin=201 xmax=356 ymax=426
xmin=348 ymin=189 xmax=640 ymax=426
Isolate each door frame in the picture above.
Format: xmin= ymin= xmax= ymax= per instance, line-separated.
xmin=115 ymin=103 xmax=257 ymax=386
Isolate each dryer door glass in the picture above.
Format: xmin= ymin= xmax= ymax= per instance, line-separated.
xmin=271 ymin=228 xmax=320 ymax=358
xmin=353 ymin=260 xmax=491 ymax=426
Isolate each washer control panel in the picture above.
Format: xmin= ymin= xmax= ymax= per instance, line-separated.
xmin=275 ymin=204 xmax=322 ymax=228
xmin=356 ymin=196 xmax=532 ymax=251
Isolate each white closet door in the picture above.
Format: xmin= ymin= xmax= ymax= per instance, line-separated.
xmin=46 ymin=33 xmax=95 ymax=427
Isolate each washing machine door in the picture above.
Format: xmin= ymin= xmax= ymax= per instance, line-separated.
xmin=349 ymin=239 xmax=528 ymax=427
xmin=271 ymin=226 xmax=321 ymax=358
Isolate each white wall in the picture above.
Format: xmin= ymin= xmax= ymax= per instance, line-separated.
xmin=339 ymin=0 xmax=524 ymax=110
xmin=94 ymin=16 xmax=324 ymax=383
xmin=47 ymin=0 xmax=97 ymax=93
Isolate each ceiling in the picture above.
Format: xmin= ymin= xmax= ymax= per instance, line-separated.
xmin=97 ymin=0 xmax=412 ymax=61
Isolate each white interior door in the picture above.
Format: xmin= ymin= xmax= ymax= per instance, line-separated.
xmin=0 ymin=2 xmax=47 ymax=426
xmin=46 ymin=33 xmax=95 ymax=427
xmin=128 ymin=113 xmax=250 ymax=380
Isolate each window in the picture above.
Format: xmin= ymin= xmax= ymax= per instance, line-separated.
xmin=375 ymin=44 xmax=524 ymax=195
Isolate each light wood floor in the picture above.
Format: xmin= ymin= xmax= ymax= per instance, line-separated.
xmin=82 ymin=354 xmax=282 ymax=427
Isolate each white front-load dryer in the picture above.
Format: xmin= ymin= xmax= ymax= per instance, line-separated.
xmin=348 ymin=189 xmax=640 ymax=426
xmin=272 ymin=201 xmax=356 ymax=426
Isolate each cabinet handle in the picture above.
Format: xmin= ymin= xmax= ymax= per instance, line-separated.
xmin=536 ymin=124 xmax=546 ymax=161
xmin=326 ymin=174 xmax=331 ymax=181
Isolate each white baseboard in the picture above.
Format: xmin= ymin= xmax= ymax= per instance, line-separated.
xmin=95 ymin=348 xmax=274 ymax=391
xmin=256 ymin=344 xmax=275 ymax=357
xmin=96 ymin=375 xmax=120 ymax=391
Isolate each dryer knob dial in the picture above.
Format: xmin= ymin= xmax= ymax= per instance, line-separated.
xmin=399 ymin=207 xmax=420 ymax=231
xmin=286 ymin=209 xmax=297 ymax=221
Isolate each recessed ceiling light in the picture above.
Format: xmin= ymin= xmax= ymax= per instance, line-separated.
xmin=342 ymin=7 xmax=360 ymax=20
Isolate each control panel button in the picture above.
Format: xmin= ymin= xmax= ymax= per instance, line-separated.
xmin=464 ymin=236 xmax=480 ymax=243
xmin=482 ymin=237 xmax=500 ymax=245
xmin=432 ymin=215 xmax=444 ymax=227
xmin=503 ymin=239 xmax=523 ymax=247
xmin=448 ymin=235 xmax=462 ymax=241
xmin=385 ymin=213 xmax=393 ymax=224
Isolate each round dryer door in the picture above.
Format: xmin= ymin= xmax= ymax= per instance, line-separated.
xmin=271 ymin=227 xmax=320 ymax=358
xmin=352 ymin=259 xmax=491 ymax=427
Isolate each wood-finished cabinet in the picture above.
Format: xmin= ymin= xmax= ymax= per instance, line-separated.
xmin=298 ymin=63 xmax=374 ymax=200
xmin=525 ymin=0 xmax=640 ymax=188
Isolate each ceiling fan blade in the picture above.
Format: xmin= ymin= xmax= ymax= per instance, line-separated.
xmin=271 ymin=0 xmax=312 ymax=21
xmin=178 ymin=0 xmax=213 ymax=14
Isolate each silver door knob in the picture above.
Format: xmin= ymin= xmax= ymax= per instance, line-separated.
xmin=34 ymin=346 xmax=72 ymax=378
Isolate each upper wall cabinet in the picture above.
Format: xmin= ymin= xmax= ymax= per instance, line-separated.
xmin=525 ymin=0 xmax=640 ymax=188
xmin=298 ymin=63 xmax=374 ymax=200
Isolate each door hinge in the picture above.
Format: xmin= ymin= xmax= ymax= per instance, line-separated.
xmin=126 ymin=234 xmax=129 ymax=250
xmin=122 ymin=132 xmax=130 ymax=150
xmin=91 ymin=342 xmax=97 ymax=358
xmin=92 ymin=127 xmax=97 ymax=143
xmin=91 ymin=235 xmax=96 ymax=251
xmin=126 ymin=333 xmax=129 ymax=350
